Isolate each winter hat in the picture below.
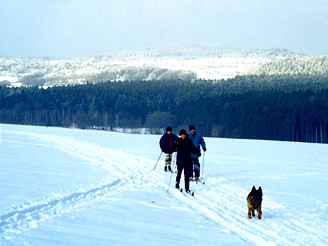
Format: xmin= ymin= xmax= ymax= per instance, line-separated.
xmin=189 ymin=125 xmax=196 ymax=131
xmin=179 ymin=129 xmax=187 ymax=135
xmin=166 ymin=126 xmax=172 ymax=132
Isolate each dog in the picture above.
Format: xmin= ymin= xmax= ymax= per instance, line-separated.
xmin=247 ymin=186 xmax=263 ymax=219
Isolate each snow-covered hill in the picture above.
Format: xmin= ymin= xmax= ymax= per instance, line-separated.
xmin=1 ymin=124 xmax=327 ymax=245
xmin=255 ymin=56 xmax=328 ymax=76
xmin=0 ymin=46 xmax=303 ymax=87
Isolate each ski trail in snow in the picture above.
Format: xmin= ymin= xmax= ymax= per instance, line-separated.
xmin=0 ymin=179 xmax=125 ymax=241
xmin=1 ymin=131 xmax=151 ymax=241
xmin=160 ymin=178 xmax=328 ymax=246
xmin=5 ymin=130 xmax=328 ymax=245
xmin=142 ymin=158 xmax=328 ymax=246
xmin=7 ymin=130 xmax=147 ymax=180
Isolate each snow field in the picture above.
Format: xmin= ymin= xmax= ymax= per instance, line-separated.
xmin=1 ymin=124 xmax=328 ymax=245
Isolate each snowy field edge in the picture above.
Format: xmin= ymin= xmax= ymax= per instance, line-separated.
xmin=1 ymin=124 xmax=327 ymax=245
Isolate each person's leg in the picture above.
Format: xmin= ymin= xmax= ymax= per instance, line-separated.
xmin=165 ymin=153 xmax=172 ymax=171
xmin=193 ymin=158 xmax=200 ymax=179
xmin=184 ymin=165 xmax=191 ymax=191
xmin=176 ymin=165 xmax=183 ymax=188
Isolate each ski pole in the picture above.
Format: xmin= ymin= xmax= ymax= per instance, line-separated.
xmin=167 ymin=167 xmax=173 ymax=191
xmin=201 ymin=151 xmax=205 ymax=177
xmin=172 ymin=152 xmax=177 ymax=173
xmin=167 ymin=152 xmax=177 ymax=191
xmin=153 ymin=151 xmax=163 ymax=170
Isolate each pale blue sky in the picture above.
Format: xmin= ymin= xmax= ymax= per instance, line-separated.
xmin=0 ymin=0 xmax=327 ymax=57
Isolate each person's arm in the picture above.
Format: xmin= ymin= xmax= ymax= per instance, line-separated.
xmin=189 ymin=140 xmax=201 ymax=156
xmin=172 ymin=134 xmax=179 ymax=152
xmin=200 ymin=136 xmax=206 ymax=151
xmin=159 ymin=135 xmax=165 ymax=152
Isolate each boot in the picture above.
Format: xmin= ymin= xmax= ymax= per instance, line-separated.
xmin=168 ymin=166 xmax=172 ymax=172
xmin=164 ymin=166 xmax=167 ymax=172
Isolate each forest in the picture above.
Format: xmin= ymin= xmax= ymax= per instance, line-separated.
xmin=1 ymin=74 xmax=328 ymax=143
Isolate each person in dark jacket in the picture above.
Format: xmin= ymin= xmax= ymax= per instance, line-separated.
xmin=175 ymin=129 xmax=201 ymax=192
xmin=159 ymin=126 xmax=178 ymax=172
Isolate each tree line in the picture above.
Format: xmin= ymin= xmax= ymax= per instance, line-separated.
xmin=1 ymin=74 xmax=328 ymax=143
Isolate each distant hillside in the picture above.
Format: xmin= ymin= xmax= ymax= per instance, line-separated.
xmin=115 ymin=45 xmax=297 ymax=58
xmin=254 ymin=56 xmax=328 ymax=76
xmin=0 ymin=56 xmax=197 ymax=86
xmin=0 ymin=45 xmax=317 ymax=87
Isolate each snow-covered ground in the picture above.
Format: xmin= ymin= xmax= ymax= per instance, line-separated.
xmin=1 ymin=124 xmax=327 ymax=245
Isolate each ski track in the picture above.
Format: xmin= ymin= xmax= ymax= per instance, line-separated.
xmin=3 ymin=130 xmax=328 ymax=245
xmin=1 ymin=131 xmax=147 ymax=241
xmin=162 ymin=178 xmax=328 ymax=246
xmin=0 ymin=179 xmax=124 ymax=241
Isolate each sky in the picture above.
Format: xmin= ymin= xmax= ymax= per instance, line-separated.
xmin=0 ymin=0 xmax=328 ymax=58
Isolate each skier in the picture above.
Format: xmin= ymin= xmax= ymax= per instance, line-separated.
xmin=159 ymin=126 xmax=178 ymax=172
xmin=188 ymin=125 xmax=207 ymax=181
xmin=175 ymin=129 xmax=201 ymax=193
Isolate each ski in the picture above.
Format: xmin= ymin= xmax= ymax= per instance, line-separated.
xmin=190 ymin=178 xmax=205 ymax=184
xmin=196 ymin=179 xmax=205 ymax=185
xmin=179 ymin=188 xmax=194 ymax=196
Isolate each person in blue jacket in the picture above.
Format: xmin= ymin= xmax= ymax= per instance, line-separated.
xmin=188 ymin=125 xmax=207 ymax=181
xmin=175 ymin=129 xmax=201 ymax=192
xmin=159 ymin=126 xmax=178 ymax=172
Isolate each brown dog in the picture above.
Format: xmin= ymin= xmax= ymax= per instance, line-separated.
xmin=247 ymin=186 xmax=263 ymax=219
